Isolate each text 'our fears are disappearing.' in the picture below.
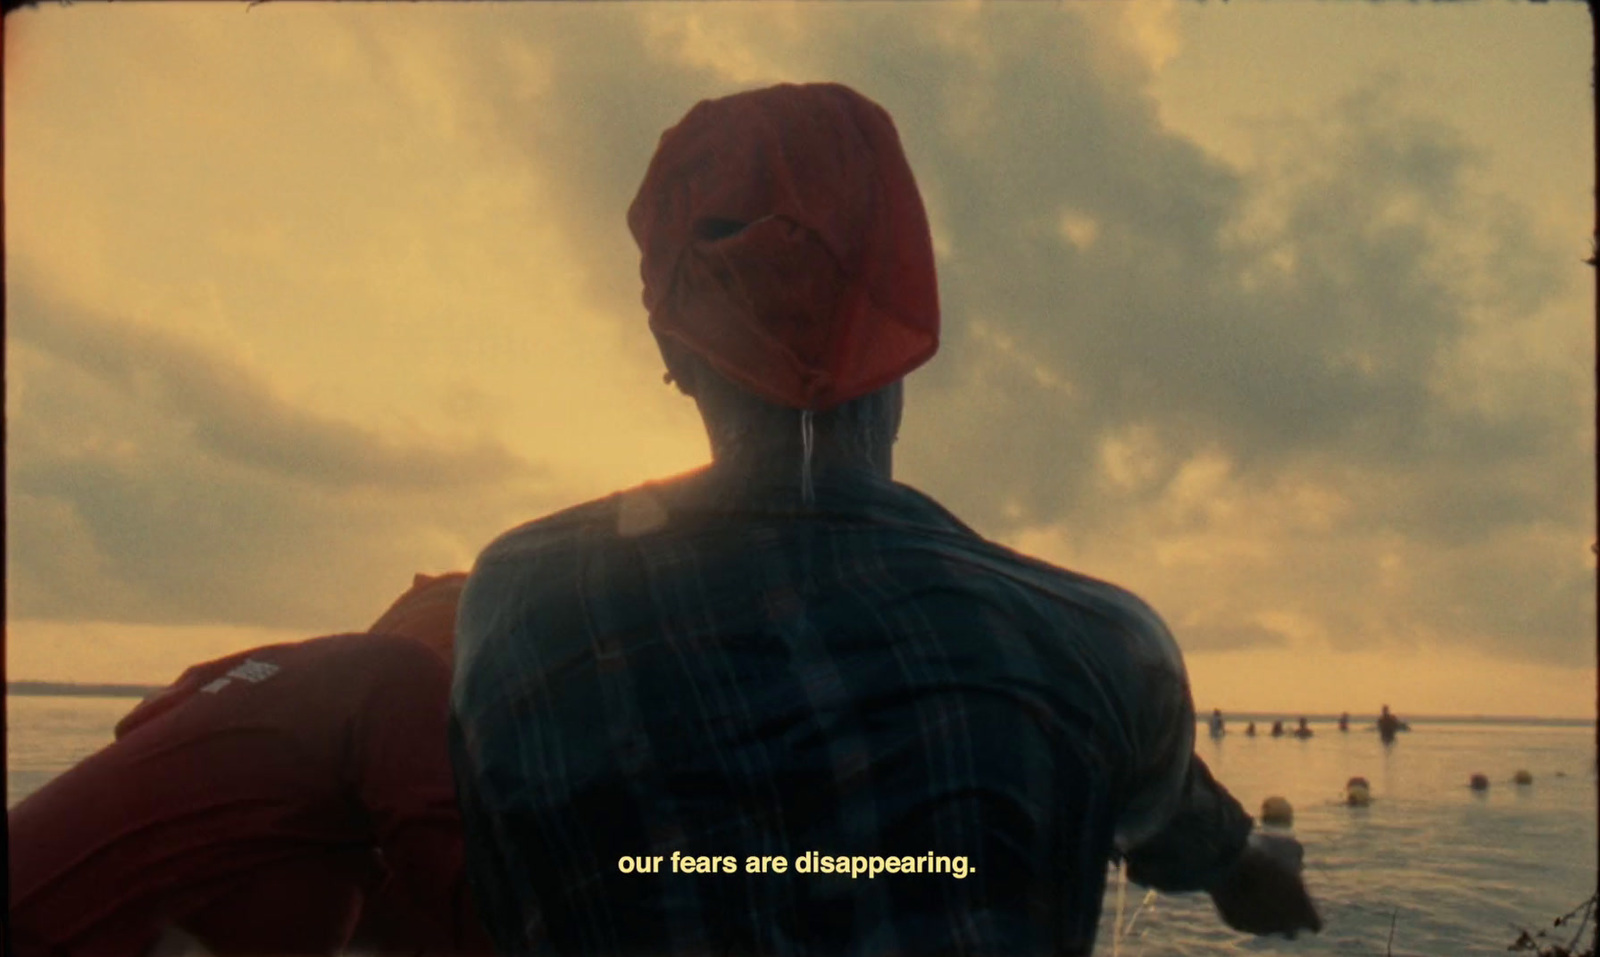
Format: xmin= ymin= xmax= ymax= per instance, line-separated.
xmin=616 ymin=852 xmax=974 ymax=879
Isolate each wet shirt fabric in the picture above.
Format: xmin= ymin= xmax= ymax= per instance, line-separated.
xmin=8 ymin=633 xmax=491 ymax=956
xmin=450 ymin=465 xmax=1254 ymax=956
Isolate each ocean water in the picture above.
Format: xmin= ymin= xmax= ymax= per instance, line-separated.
xmin=7 ymin=697 xmax=1596 ymax=956
xmin=7 ymin=694 xmax=137 ymax=807
xmin=1095 ymin=720 xmax=1598 ymax=956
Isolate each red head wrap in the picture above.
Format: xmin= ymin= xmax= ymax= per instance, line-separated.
xmin=628 ymin=83 xmax=940 ymax=411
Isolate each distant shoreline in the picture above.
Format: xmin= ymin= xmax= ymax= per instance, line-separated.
xmin=4 ymin=682 xmax=1595 ymax=726
xmin=7 ymin=681 xmax=164 ymax=699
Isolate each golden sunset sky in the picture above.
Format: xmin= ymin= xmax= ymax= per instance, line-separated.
xmin=5 ymin=2 xmax=1594 ymax=717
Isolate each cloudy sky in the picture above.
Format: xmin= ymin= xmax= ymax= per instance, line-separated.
xmin=5 ymin=2 xmax=1593 ymax=717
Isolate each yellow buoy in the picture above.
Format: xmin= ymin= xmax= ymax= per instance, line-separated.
xmin=1261 ymin=795 xmax=1294 ymax=826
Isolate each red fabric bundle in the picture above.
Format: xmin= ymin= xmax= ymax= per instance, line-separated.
xmin=367 ymin=572 xmax=467 ymax=661
xmin=628 ymin=83 xmax=940 ymax=411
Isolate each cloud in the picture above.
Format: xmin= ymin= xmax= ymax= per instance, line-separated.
xmin=900 ymin=75 xmax=1578 ymax=526
xmin=6 ymin=283 xmax=558 ymax=630
xmin=9 ymin=286 xmax=531 ymax=492
xmin=824 ymin=26 xmax=1592 ymax=669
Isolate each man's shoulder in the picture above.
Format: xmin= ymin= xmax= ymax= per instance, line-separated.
xmin=941 ymin=540 xmax=1190 ymax=693
xmin=477 ymin=470 xmax=715 ymax=566
xmin=476 ymin=492 xmax=627 ymax=565
xmin=944 ymin=531 xmax=1174 ymax=644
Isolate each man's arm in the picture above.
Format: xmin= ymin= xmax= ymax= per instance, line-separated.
xmin=1121 ymin=753 xmax=1254 ymax=893
xmin=1108 ymin=614 xmax=1321 ymax=938
xmin=1119 ymin=729 xmax=1321 ymax=938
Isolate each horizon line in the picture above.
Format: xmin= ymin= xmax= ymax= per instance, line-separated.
xmin=6 ymin=681 xmax=1597 ymax=723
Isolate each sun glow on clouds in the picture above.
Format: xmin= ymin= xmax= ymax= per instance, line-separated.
xmin=1107 ymin=0 xmax=1184 ymax=77
xmin=641 ymin=5 xmax=807 ymax=87
xmin=10 ymin=5 xmax=708 ymax=478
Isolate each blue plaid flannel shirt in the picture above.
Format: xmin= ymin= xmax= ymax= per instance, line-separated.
xmin=450 ymin=464 xmax=1252 ymax=955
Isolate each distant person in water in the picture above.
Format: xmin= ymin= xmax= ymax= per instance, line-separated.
xmin=449 ymin=82 xmax=1321 ymax=956
xmin=1378 ymin=704 xmax=1403 ymax=744
xmin=1338 ymin=712 xmax=1350 ymax=732
xmin=7 ymin=573 xmax=493 ymax=957
xmin=1271 ymin=720 xmax=1285 ymax=738
xmin=1246 ymin=721 xmax=1258 ymax=737
xmin=1209 ymin=708 xmax=1227 ymax=738
xmin=1293 ymin=717 xmax=1314 ymax=739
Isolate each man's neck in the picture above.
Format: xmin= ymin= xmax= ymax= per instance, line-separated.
xmin=707 ymin=429 xmax=893 ymax=481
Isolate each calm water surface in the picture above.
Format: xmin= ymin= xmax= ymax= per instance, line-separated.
xmin=7 ymin=694 xmax=135 ymax=806
xmin=1097 ymin=721 xmax=1597 ymax=956
xmin=8 ymin=698 xmax=1596 ymax=955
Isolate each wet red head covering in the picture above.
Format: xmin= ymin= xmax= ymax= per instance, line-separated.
xmin=367 ymin=572 xmax=468 ymax=662
xmin=628 ymin=82 xmax=940 ymax=412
